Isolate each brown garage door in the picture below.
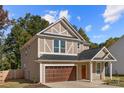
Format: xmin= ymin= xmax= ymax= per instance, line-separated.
xmin=45 ymin=66 xmax=76 ymax=83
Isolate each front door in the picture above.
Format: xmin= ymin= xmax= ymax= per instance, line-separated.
xmin=82 ymin=65 xmax=87 ymax=79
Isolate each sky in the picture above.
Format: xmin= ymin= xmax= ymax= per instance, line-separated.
xmin=3 ymin=5 xmax=124 ymax=44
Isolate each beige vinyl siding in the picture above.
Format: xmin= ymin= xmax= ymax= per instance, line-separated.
xmin=67 ymin=41 xmax=74 ymax=54
xmin=78 ymin=44 xmax=89 ymax=53
xmin=39 ymin=37 xmax=81 ymax=54
xmin=45 ymin=38 xmax=53 ymax=53
xmin=94 ymin=50 xmax=106 ymax=59
xmin=21 ymin=38 xmax=40 ymax=82
xmin=39 ymin=37 xmax=89 ymax=55
xmin=39 ymin=38 xmax=44 ymax=52
xmin=74 ymin=42 xmax=78 ymax=54
xmin=43 ymin=22 xmax=76 ymax=38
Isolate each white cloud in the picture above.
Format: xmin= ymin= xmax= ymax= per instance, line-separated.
xmin=77 ymin=16 xmax=81 ymax=21
xmin=59 ymin=10 xmax=70 ymax=20
xmin=42 ymin=10 xmax=70 ymax=23
xmin=48 ymin=10 xmax=58 ymax=15
xmin=85 ymin=25 xmax=92 ymax=32
xmin=42 ymin=14 xmax=56 ymax=23
xmin=101 ymin=24 xmax=110 ymax=31
xmin=103 ymin=5 xmax=124 ymax=24
xmin=101 ymin=6 xmax=124 ymax=32
xmin=93 ymin=35 xmax=104 ymax=39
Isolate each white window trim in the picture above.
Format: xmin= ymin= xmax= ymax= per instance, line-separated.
xmin=53 ymin=39 xmax=66 ymax=53
xmin=40 ymin=52 xmax=77 ymax=56
xmin=54 ymin=39 xmax=59 ymax=53
xmin=59 ymin=40 xmax=61 ymax=53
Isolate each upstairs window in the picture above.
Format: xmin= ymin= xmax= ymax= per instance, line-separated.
xmin=54 ymin=39 xmax=59 ymax=53
xmin=61 ymin=40 xmax=65 ymax=53
xmin=54 ymin=39 xmax=65 ymax=53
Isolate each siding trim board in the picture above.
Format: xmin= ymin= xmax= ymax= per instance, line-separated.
xmin=37 ymin=34 xmax=83 ymax=43
xmin=40 ymin=52 xmax=77 ymax=56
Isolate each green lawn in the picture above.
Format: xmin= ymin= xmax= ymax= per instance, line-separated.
xmin=0 ymin=79 xmax=49 ymax=88
xmin=104 ymin=76 xmax=124 ymax=87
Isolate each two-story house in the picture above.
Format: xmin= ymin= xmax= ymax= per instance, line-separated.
xmin=20 ymin=17 xmax=116 ymax=83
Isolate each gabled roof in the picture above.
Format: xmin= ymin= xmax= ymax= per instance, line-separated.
xmin=78 ymin=47 xmax=116 ymax=61
xmin=37 ymin=17 xmax=86 ymax=42
xmin=21 ymin=17 xmax=88 ymax=50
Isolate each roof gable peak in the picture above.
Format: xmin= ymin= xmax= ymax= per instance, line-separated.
xmin=37 ymin=17 xmax=86 ymax=42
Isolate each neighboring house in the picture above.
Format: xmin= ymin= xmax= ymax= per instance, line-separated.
xmin=20 ymin=17 xmax=116 ymax=83
xmin=109 ymin=36 xmax=124 ymax=75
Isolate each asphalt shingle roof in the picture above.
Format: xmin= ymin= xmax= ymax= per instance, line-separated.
xmin=78 ymin=48 xmax=102 ymax=60
xmin=39 ymin=48 xmax=102 ymax=61
xmin=39 ymin=54 xmax=78 ymax=60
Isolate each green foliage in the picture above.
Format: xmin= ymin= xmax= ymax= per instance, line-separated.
xmin=105 ymin=37 xmax=120 ymax=48
xmin=90 ymin=43 xmax=99 ymax=49
xmin=3 ymin=13 xmax=49 ymax=69
xmin=99 ymin=37 xmax=120 ymax=48
xmin=78 ymin=28 xmax=90 ymax=43
xmin=17 ymin=13 xmax=49 ymax=36
xmin=0 ymin=5 xmax=11 ymax=71
xmin=0 ymin=58 xmax=11 ymax=70
xmin=0 ymin=5 xmax=9 ymax=30
xmin=72 ymin=25 xmax=78 ymax=31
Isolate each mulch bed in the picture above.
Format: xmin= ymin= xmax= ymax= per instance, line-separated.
xmin=24 ymin=83 xmax=50 ymax=88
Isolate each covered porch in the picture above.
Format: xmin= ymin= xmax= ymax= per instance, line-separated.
xmin=76 ymin=47 xmax=116 ymax=82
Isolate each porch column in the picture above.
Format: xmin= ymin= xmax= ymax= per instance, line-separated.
xmin=39 ymin=63 xmax=43 ymax=83
xmin=90 ymin=62 xmax=93 ymax=82
xmin=109 ymin=62 xmax=112 ymax=80
xmin=102 ymin=62 xmax=105 ymax=80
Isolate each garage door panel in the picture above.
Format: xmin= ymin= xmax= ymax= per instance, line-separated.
xmin=45 ymin=66 xmax=76 ymax=83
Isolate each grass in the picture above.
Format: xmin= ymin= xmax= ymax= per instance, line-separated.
xmin=0 ymin=79 xmax=49 ymax=88
xmin=104 ymin=75 xmax=124 ymax=87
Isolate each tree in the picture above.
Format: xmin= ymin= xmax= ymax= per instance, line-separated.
xmin=105 ymin=37 xmax=120 ymax=48
xmin=78 ymin=27 xmax=90 ymax=42
xmin=4 ymin=25 xmax=32 ymax=69
xmin=0 ymin=5 xmax=10 ymax=30
xmin=4 ymin=13 xmax=49 ymax=69
xmin=72 ymin=25 xmax=78 ymax=31
xmin=99 ymin=37 xmax=120 ymax=48
xmin=90 ymin=43 xmax=99 ymax=49
xmin=0 ymin=5 xmax=12 ymax=70
xmin=17 ymin=13 xmax=49 ymax=36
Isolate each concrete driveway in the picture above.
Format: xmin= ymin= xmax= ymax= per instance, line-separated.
xmin=45 ymin=80 xmax=120 ymax=88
